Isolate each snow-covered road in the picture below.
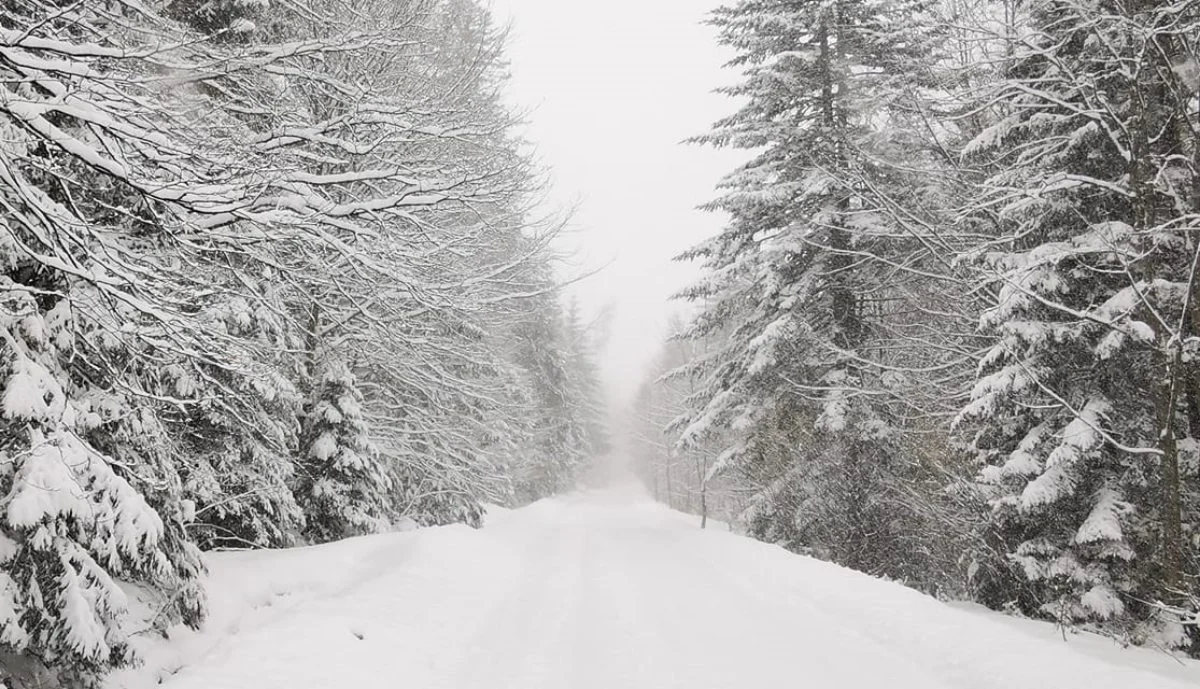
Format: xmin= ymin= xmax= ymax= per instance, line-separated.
xmin=120 ymin=486 xmax=1199 ymax=689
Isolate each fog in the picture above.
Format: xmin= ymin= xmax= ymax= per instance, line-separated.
xmin=492 ymin=0 xmax=747 ymax=405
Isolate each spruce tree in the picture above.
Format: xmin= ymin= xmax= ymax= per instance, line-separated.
xmin=957 ymin=0 xmax=1200 ymax=645
xmin=676 ymin=0 xmax=944 ymax=577
xmin=296 ymin=361 xmax=389 ymax=542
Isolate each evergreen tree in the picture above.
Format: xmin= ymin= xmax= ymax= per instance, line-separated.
xmin=957 ymin=0 xmax=1200 ymax=645
xmin=509 ymin=294 xmax=607 ymax=503
xmin=675 ymin=0 xmax=949 ymax=578
xmin=631 ymin=316 xmax=739 ymax=521
xmin=296 ymin=361 xmax=389 ymax=542
xmin=178 ymin=293 xmax=305 ymax=550
xmin=0 ymin=286 xmax=204 ymax=687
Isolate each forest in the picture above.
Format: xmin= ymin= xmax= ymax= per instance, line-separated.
xmin=632 ymin=0 xmax=1200 ymax=656
xmin=4 ymin=0 xmax=1200 ymax=685
xmin=0 ymin=0 xmax=606 ymax=685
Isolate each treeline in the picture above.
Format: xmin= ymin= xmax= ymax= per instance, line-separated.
xmin=0 ymin=1 xmax=604 ymax=685
xmin=634 ymin=0 xmax=1200 ymax=653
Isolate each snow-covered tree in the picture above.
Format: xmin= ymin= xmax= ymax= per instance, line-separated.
xmin=630 ymin=315 xmax=744 ymax=524
xmin=178 ymin=293 xmax=305 ymax=551
xmin=261 ymin=0 xmax=594 ymax=524
xmin=0 ymin=0 xmax=552 ymax=680
xmin=296 ymin=361 xmax=389 ymax=542
xmin=673 ymin=0 xmax=959 ymax=580
xmin=166 ymin=0 xmax=270 ymax=35
xmin=957 ymin=0 xmax=1200 ymax=645
xmin=0 ymin=2 xmax=228 ymax=679
xmin=508 ymin=294 xmax=607 ymax=503
xmin=0 ymin=287 xmax=207 ymax=687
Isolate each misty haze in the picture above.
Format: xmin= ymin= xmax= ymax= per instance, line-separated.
xmin=0 ymin=1 xmax=1197 ymax=688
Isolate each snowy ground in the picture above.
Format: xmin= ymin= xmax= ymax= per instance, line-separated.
xmin=111 ymin=484 xmax=1200 ymax=689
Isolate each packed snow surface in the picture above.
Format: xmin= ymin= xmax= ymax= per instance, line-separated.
xmin=114 ymin=485 xmax=1200 ymax=689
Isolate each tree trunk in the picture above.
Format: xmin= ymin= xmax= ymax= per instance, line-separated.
xmin=665 ymin=450 xmax=674 ymax=510
xmin=1127 ymin=18 xmax=1185 ymax=598
xmin=1155 ymin=351 xmax=1185 ymax=598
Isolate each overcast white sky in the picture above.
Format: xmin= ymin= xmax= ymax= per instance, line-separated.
xmin=490 ymin=0 xmax=746 ymax=405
